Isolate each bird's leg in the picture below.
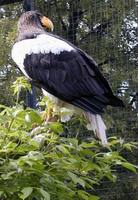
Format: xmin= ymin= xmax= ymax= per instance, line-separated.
xmin=44 ymin=106 xmax=59 ymax=123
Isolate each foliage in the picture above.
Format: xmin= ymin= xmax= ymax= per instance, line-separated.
xmin=0 ymin=9 xmax=19 ymax=105
xmin=0 ymin=78 xmax=137 ymax=200
xmin=0 ymin=0 xmax=137 ymax=199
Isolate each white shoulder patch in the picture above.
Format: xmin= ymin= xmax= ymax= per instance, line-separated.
xmin=11 ymin=34 xmax=75 ymax=76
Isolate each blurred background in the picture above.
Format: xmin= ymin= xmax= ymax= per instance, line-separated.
xmin=0 ymin=0 xmax=137 ymax=199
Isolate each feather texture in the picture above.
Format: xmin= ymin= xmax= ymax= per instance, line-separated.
xmin=11 ymin=23 xmax=124 ymax=145
xmin=85 ymin=112 xmax=107 ymax=145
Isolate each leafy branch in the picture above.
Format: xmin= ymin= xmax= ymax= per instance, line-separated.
xmin=0 ymin=77 xmax=137 ymax=200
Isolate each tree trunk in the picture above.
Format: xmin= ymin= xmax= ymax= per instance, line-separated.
xmin=23 ymin=0 xmax=37 ymax=109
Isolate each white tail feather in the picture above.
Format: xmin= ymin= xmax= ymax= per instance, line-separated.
xmin=85 ymin=112 xmax=107 ymax=145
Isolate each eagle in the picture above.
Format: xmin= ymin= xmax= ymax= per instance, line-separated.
xmin=11 ymin=11 xmax=124 ymax=145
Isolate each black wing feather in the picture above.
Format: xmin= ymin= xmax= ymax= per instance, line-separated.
xmin=24 ymin=49 xmax=124 ymax=114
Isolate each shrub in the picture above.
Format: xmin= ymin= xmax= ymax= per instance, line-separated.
xmin=0 ymin=77 xmax=137 ymax=200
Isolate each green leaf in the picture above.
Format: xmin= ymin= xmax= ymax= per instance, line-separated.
xmin=0 ymin=191 xmax=4 ymax=197
xmin=121 ymin=162 xmax=137 ymax=173
xmin=12 ymin=76 xmax=32 ymax=95
xmin=20 ymin=187 xmax=33 ymax=200
xmin=78 ymin=190 xmax=89 ymax=200
xmin=1 ymin=171 xmax=16 ymax=180
xmin=88 ymin=195 xmax=100 ymax=200
xmin=80 ymin=142 xmax=97 ymax=148
xmin=105 ymin=173 xmax=117 ymax=183
xmin=68 ymin=172 xmax=85 ymax=187
xmin=25 ymin=114 xmax=31 ymax=123
xmin=68 ymin=172 xmax=78 ymax=183
xmin=77 ymin=178 xmax=86 ymax=188
xmin=49 ymin=122 xmax=63 ymax=134
xmin=57 ymin=145 xmax=70 ymax=155
xmin=39 ymin=188 xmax=50 ymax=200
xmin=123 ymin=143 xmax=138 ymax=151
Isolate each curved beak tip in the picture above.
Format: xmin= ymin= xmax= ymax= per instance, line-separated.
xmin=41 ymin=16 xmax=54 ymax=32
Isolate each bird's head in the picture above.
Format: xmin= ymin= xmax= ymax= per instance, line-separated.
xmin=18 ymin=11 xmax=54 ymax=32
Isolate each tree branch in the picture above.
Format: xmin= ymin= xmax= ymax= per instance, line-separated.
xmin=0 ymin=0 xmax=22 ymax=6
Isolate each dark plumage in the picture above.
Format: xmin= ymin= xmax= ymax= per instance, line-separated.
xmin=24 ymin=50 xmax=124 ymax=114
xmin=12 ymin=11 xmax=124 ymax=145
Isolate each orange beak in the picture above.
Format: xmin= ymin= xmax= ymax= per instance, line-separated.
xmin=41 ymin=16 xmax=54 ymax=32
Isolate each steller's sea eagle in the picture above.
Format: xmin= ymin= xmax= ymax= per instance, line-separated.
xmin=11 ymin=11 xmax=124 ymax=145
